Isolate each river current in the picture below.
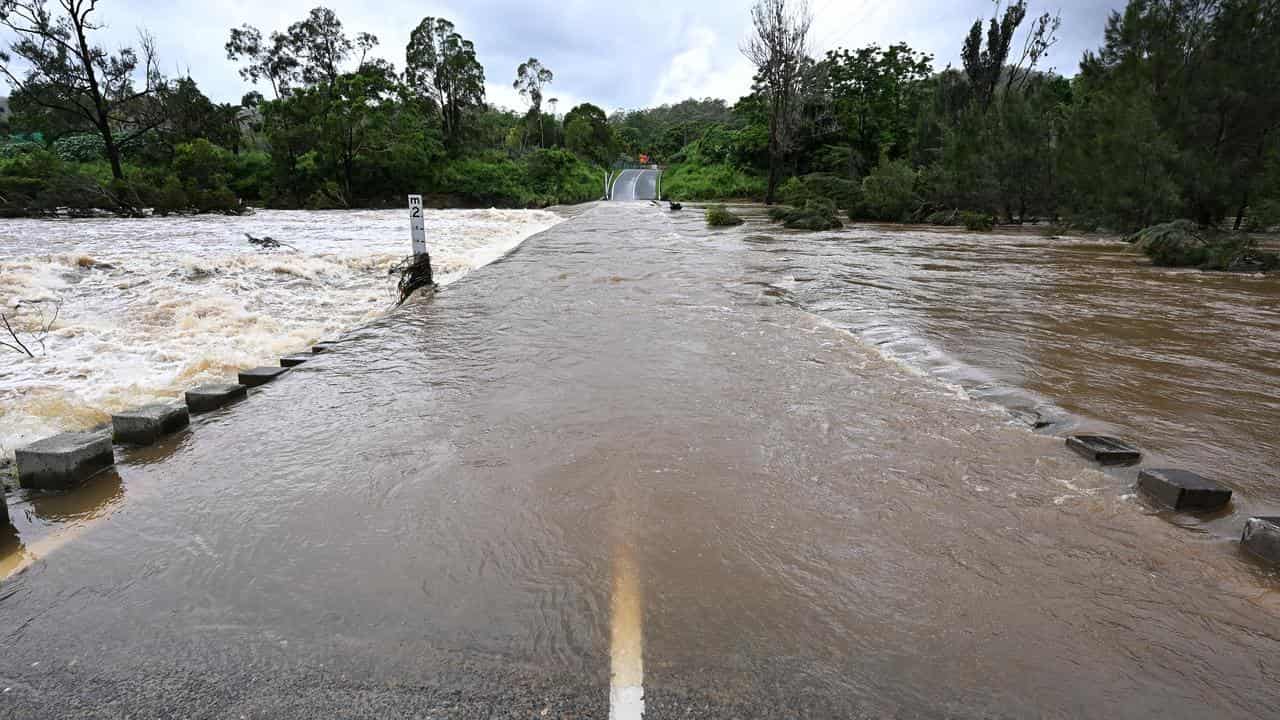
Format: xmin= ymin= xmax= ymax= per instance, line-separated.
xmin=713 ymin=209 xmax=1280 ymax=524
xmin=0 ymin=208 xmax=562 ymax=457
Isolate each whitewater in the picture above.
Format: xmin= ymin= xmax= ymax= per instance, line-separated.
xmin=0 ymin=208 xmax=563 ymax=457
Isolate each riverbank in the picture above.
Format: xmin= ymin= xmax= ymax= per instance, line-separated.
xmin=2 ymin=202 xmax=1277 ymax=718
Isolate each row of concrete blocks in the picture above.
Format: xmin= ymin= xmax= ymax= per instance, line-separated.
xmin=7 ymin=341 xmax=339 ymax=498
xmin=1065 ymin=434 xmax=1280 ymax=566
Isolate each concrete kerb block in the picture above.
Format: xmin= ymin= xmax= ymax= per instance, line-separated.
xmin=15 ymin=431 xmax=115 ymax=490
xmin=112 ymin=402 xmax=190 ymax=445
xmin=186 ymin=384 xmax=248 ymax=413
xmin=280 ymin=353 xmax=312 ymax=368
xmin=1241 ymin=518 xmax=1280 ymax=566
xmin=1137 ymin=468 xmax=1232 ymax=512
xmin=1066 ymin=435 xmax=1142 ymax=466
xmin=238 ymin=366 xmax=288 ymax=388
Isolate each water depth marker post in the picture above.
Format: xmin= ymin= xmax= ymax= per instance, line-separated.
xmin=409 ymin=194 xmax=427 ymax=256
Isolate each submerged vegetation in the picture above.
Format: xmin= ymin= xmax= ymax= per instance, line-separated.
xmin=1130 ymin=221 xmax=1279 ymax=272
xmin=768 ymin=199 xmax=843 ymax=231
xmin=705 ymin=204 xmax=745 ymax=227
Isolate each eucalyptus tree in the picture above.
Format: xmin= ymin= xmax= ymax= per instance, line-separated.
xmin=405 ymin=17 xmax=486 ymax=147
xmin=513 ymin=58 xmax=553 ymax=148
xmin=0 ymin=0 xmax=165 ymax=179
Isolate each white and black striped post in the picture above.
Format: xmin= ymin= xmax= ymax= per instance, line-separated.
xmin=408 ymin=194 xmax=427 ymax=256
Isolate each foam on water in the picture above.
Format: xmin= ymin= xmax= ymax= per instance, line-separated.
xmin=0 ymin=208 xmax=562 ymax=457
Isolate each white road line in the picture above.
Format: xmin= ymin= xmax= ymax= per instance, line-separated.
xmin=609 ymin=544 xmax=644 ymax=720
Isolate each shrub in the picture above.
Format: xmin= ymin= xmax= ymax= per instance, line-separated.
xmin=1131 ymin=220 xmax=1279 ymax=271
xmin=961 ymin=211 xmax=994 ymax=232
xmin=438 ymin=154 xmax=529 ymax=207
xmin=230 ymin=151 xmax=272 ymax=202
xmin=151 ymin=176 xmax=189 ymax=215
xmin=780 ymin=173 xmax=861 ymax=211
xmin=194 ymin=186 xmax=244 ymax=214
xmin=521 ymin=148 xmax=599 ymax=205
xmin=173 ymin=139 xmax=233 ymax=191
xmin=661 ymin=163 xmax=766 ymax=201
xmin=923 ymin=209 xmax=959 ymax=225
xmin=768 ymin=199 xmax=843 ymax=231
xmin=52 ymin=133 xmax=106 ymax=162
xmin=0 ymin=140 xmax=42 ymax=159
xmin=706 ymin=204 xmax=745 ymax=227
xmin=856 ymin=157 xmax=918 ymax=221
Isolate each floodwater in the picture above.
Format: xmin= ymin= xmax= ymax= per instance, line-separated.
xmin=718 ymin=213 xmax=1280 ymax=525
xmin=1 ymin=203 xmax=1279 ymax=717
xmin=0 ymin=208 xmax=562 ymax=457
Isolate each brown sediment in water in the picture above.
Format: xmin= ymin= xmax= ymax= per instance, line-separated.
xmin=0 ymin=203 xmax=1277 ymax=718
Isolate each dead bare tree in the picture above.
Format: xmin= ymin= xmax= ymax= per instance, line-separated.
xmin=742 ymin=0 xmax=812 ymax=204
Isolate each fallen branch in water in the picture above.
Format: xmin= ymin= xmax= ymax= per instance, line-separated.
xmin=392 ymin=254 xmax=435 ymax=304
xmin=1 ymin=299 xmax=63 ymax=357
xmin=245 ymin=233 xmax=299 ymax=251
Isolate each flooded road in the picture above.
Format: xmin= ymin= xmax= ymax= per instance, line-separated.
xmin=1 ymin=203 xmax=1278 ymax=718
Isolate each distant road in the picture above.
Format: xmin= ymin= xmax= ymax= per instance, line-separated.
xmin=610 ymin=168 xmax=659 ymax=201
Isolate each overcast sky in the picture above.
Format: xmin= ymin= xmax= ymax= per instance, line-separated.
xmin=5 ymin=0 xmax=1126 ymax=111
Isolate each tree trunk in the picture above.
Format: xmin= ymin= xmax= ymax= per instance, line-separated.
xmin=101 ymin=122 xmax=124 ymax=180
xmin=1234 ymin=191 xmax=1248 ymax=231
xmin=71 ymin=5 xmax=124 ymax=181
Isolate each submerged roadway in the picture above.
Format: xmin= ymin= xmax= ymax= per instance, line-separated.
xmin=1 ymin=203 xmax=1277 ymax=718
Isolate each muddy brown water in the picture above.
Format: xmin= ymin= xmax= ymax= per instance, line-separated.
xmin=1 ymin=203 xmax=1278 ymax=718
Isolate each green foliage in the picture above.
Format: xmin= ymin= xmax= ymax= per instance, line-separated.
xmin=52 ymin=133 xmax=106 ymax=162
xmin=174 ymin=139 xmax=233 ymax=190
xmin=151 ymin=176 xmax=189 ymax=216
xmin=961 ymin=211 xmax=994 ymax=231
xmin=405 ymin=17 xmax=486 ymax=147
xmin=563 ymin=103 xmax=615 ymax=166
xmin=1131 ymin=220 xmax=1278 ymax=271
xmin=0 ymin=139 xmax=42 ymax=158
xmin=779 ymin=173 xmax=861 ymax=211
xmin=857 ymin=156 xmax=918 ymax=221
xmin=662 ymin=163 xmax=766 ymax=201
xmin=610 ymin=99 xmax=737 ymax=162
xmin=705 ymin=204 xmax=745 ymax=227
xmin=522 ymin=148 xmax=599 ymax=205
xmin=768 ymin=199 xmax=844 ymax=231
xmin=819 ymin=43 xmax=933 ymax=173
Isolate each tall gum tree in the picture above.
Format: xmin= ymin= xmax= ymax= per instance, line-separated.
xmin=0 ymin=0 xmax=164 ymax=180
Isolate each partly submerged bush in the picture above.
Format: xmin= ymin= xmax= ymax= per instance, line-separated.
xmin=768 ymin=199 xmax=843 ymax=231
xmin=1131 ymin=220 xmax=1278 ymax=271
xmin=706 ymin=204 xmax=745 ymax=227
xmin=961 ymin=211 xmax=994 ymax=232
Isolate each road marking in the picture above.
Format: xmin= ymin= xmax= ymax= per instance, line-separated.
xmin=609 ymin=544 xmax=644 ymax=720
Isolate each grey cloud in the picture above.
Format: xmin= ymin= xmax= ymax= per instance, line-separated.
xmin=5 ymin=0 xmax=1127 ymax=107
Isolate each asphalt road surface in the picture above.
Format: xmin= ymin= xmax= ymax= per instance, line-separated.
xmin=2 ymin=203 xmax=1278 ymax=719
xmin=610 ymin=169 xmax=659 ymax=201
